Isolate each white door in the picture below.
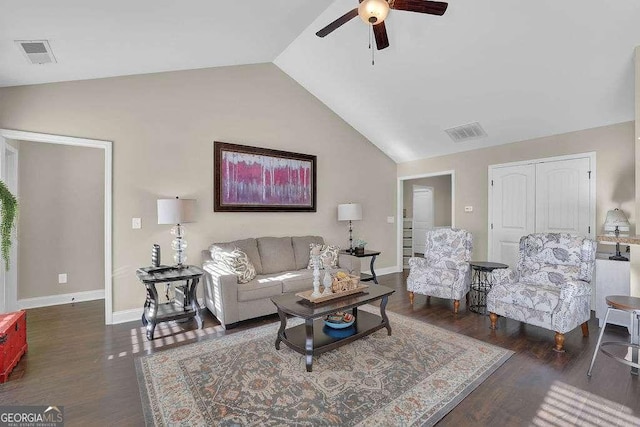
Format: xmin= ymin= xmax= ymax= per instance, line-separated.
xmin=0 ymin=137 xmax=18 ymax=313
xmin=412 ymin=186 xmax=434 ymax=255
xmin=490 ymin=164 xmax=536 ymax=268
xmin=535 ymin=158 xmax=591 ymax=237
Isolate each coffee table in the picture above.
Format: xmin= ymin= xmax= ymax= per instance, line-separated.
xmin=271 ymin=284 xmax=395 ymax=372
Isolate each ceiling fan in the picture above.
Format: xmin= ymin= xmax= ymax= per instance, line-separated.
xmin=316 ymin=0 xmax=448 ymax=50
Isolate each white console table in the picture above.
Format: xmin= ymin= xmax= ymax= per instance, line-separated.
xmin=594 ymin=256 xmax=631 ymax=332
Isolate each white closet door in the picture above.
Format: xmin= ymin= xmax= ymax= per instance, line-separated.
xmin=535 ymin=158 xmax=591 ymax=237
xmin=490 ymin=164 xmax=536 ymax=268
xmin=412 ymin=186 xmax=434 ymax=255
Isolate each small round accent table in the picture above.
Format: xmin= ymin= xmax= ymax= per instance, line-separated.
xmin=587 ymin=295 xmax=640 ymax=377
xmin=468 ymin=261 xmax=509 ymax=315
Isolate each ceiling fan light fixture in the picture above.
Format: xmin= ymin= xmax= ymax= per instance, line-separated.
xmin=358 ymin=0 xmax=390 ymax=25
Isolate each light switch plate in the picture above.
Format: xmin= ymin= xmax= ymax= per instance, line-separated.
xmin=464 ymin=206 xmax=473 ymax=213
xmin=132 ymin=218 xmax=141 ymax=229
xmin=387 ymin=216 xmax=395 ymax=224
xmin=58 ymin=273 xmax=67 ymax=284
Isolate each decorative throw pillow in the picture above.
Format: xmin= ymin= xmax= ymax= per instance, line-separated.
xmin=307 ymin=243 xmax=340 ymax=270
xmin=210 ymin=246 xmax=256 ymax=284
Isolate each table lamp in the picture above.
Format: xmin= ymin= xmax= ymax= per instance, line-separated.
xmin=604 ymin=208 xmax=630 ymax=261
xmin=157 ymin=197 xmax=196 ymax=268
xmin=338 ymin=203 xmax=362 ymax=254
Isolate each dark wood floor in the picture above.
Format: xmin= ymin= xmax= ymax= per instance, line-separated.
xmin=1 ymin=272 xmax=639 ymax=426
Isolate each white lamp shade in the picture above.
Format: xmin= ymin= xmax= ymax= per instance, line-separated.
xmin=604 ymin=208 xmax=630 ymax=230
xmin=157 ymin=198 xmax=196 ymax=224
xmin=338 ymin=203 xmax=362 ymax=221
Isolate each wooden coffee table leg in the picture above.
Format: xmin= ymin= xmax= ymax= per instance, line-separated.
xmin=380 ymin=295 xmax=392 ymax=336
xmin=275 ymin=309 xmax=287 ymax=350
xmin=305 ymin=318 xmax=314 ymax=372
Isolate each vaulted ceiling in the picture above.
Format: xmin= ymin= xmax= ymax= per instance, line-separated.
xmin=2 ymin=0 xmax=640 ymax=162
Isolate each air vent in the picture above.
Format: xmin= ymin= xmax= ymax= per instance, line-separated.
xmin=445 ymin=122 xmax=487 ymax=143
xmin=15 ymin=40 xmax=57 ymax=64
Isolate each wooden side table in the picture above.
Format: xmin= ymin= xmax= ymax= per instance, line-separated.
xmin=136 ymin=265 xmax=204 ymax=340
xmin=469 ymin=261 xmax=508 ymax=314
xmin=339 ymin=249 xmax=381 ymax=284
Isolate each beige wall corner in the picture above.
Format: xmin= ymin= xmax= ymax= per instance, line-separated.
xmin=398 ymin=122 xmax=635 ymax=261
xmin=0 ymin=63 xmax=396 ymax=312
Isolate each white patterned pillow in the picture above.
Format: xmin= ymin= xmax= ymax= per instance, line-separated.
xmin=210 ymin=246 xmax=256 ymax=284
xmin=307 ymin=244 xmax=340 ymax=270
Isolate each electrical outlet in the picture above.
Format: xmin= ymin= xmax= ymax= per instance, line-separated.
xmin=132 ymin=218 xmax=141 ymax=229
xmin=58 ymin=273 xmax=68 ymax=284
xmin=387 ymin=216 xmax=395 ymax=224
xmin=464 ymin=206 xmax=473 ymax=213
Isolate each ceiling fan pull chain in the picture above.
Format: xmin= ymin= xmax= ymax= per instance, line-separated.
xmin=371 ymin=25 xmax=375 ymax=65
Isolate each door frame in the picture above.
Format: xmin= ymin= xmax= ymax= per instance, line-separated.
xmin=0 ymin=143 xmax=18 ymax=313
xmin=487 ymin=151 xmax=596 ymax=260
xmin=397 ymin=171 xmax=455 ymax=270
xmin=0 ymin=129 xmax=113 ymax=324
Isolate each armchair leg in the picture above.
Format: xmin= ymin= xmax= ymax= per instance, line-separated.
xmin=453 ymin=300 xmax=460 ymax=314
xmin=581 ymin=322 xmax=589 ymax=337
xmin=489 ymin=312 xmax=498 ymax=329
xmin=408 ymin=291 xmax=414 ymax=305
xmin=554 ymin=332 xmax=565 ymax=352
xmin=466 ymin=293 xmax=469 ymax=306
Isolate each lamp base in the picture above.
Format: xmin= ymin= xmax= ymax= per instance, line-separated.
xmin=609 ymin=254 xmax=629 ymax=261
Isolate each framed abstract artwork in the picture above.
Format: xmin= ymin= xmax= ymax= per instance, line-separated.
xmin=214 ymin=141 xmax=317 ymax=212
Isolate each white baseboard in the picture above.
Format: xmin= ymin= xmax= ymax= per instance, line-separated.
xmin=18 ymin=289 xmax=105 ymax=310
xmin=362 ymin=266 xmax=402 ymax=276
xmin=110 ymin=297 xmax=206 ymax=325
xmin=111 ymin=308 xmax=142 ymax=325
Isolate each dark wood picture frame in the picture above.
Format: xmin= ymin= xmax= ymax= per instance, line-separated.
xmin=214 ymin=141 xmax=317 ymax=212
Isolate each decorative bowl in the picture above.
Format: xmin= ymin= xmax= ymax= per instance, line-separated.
xmin=323 ymin=325 xmax=356 ymax=338
xmin=324 ymin=312 xmax=355 ymax=329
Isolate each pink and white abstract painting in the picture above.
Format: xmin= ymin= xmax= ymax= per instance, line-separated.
xmin=217 ymin=143 xmax=315 ymax=209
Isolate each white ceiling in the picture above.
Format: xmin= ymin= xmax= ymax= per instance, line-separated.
xmin=2 ymin=0 xmax=640 ymax=162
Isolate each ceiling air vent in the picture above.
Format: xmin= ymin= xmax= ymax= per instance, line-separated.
xmin=445 ymin=122 xmax=487 ymax=143
xmin=15 ymin=40 xmax=57 ymax=64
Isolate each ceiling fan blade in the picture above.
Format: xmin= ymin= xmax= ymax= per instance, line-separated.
xmin=390 ymin=0 xmax=448 ymax=16
xmin=373 ymin=22 xmax=390 ymax=50
xmin=316 ymin=8 xmax=359 ymax=38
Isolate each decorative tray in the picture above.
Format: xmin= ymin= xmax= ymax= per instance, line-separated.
xmin=296 ymin=283 xmax=369 ymax=304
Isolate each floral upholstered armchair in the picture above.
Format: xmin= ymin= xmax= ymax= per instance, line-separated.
xmin=407 ymin=228 xmax=473 ymax=313
xmin=487 ymin=233 xmax=596 ymax=352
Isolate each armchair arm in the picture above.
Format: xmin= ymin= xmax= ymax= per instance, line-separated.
xmin=408 ymin=257 xmax=428 ymax=269
xmin=490 ymin=268 xmax=517 ymax=287
xmin=202 ymin=261 xmax=240 ymax=327
xmin=338 ymin=254 xmax=361 ymax=277
xmin=560 ymin=280 xmax=591 ymax=300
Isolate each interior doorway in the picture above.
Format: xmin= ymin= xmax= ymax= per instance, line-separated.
xmin=397 ymin=171 xmax=455 ymax=269
xmin=0 ymin=129 xmax=113 ymax=324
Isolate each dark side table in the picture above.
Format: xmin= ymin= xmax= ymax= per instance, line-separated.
xmin=468 ymin=261 xmax=508 ymax=315
xmin=339 ymin=249 xmax=381 ymax=284
xmin=136 ymin=265 xmax=204 ymax=340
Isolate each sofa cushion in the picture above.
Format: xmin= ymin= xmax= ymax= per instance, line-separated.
xmin=257 ymin=237 xmax=296 ymax=274
xmin=292 ymin=236 xmax=324 ymax=270
xmin=237 ymin=274 xmax=284 ymax=302
xmin=307 ymin=244 xmax=340 ymax=270
xmin=211 ymin=238 xmax=263 ymax=275
xmin=209 ymin=246 xmax=256 ymax=284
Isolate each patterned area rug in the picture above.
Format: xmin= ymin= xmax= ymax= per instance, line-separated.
xmin=136 ymin=307 xmax=513 ymax=426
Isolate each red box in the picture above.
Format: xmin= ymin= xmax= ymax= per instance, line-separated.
xmin=0 ymin=310 xmax=27 ymax=383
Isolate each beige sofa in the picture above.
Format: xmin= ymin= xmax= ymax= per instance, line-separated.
xmin=201 ymin=236 xmax=360 ymax=329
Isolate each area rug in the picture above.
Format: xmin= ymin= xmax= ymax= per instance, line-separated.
xmin=136 ymin=307 xmax=513 ymax=426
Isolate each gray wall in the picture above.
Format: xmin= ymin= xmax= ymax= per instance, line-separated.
xmin=0 ymin=63 xmax=397 ymax=312
xmin=17 ymin=141 xmax=104 ymax=299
